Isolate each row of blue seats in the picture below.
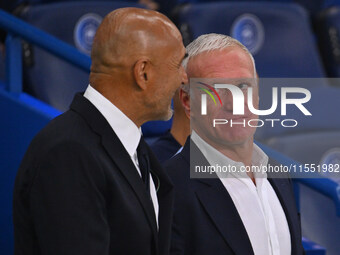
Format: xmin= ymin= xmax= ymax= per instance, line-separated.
xmin=1 ymin=1 xmax=339 ymax=165
xmin=5 ymin=1 xmax=339 ymax=111
xmin=8 ymin=2 xmax=340 ymax=173
xmin=1 ymin=1 xmax=340 ymax=78
xmin=1 ymin=3 xmax=334 ymax=109
xmin=3 ymin=0 xmax=340 ymax=14
xmin=3 ymin=0 xmax=340 ymax=194
xmin=1 ymin=3 xmax=339 ymax=254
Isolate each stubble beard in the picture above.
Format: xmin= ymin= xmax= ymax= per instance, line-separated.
xmin=160 ymin=106 xmax=174 ymax=121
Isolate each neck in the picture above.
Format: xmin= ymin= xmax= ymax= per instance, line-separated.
xmin=219 ymin=141 xmax=254 ymax=167
xmin=170 ymin=114 xmax=190 ymax=146
xmin=220 ymin=142 xmax=255 ymax=182
xmin=217 ymin=139 xmax=256 ymax=183
xmin=194 ymin=130 xmax=255 ymax=179
xmin=92 ymin=83 xmax=147 ymax=128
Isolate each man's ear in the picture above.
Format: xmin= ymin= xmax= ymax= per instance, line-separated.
xmin=133 ymin=58 xmax=150 ymax=90
xmin=180 ymin=88 xmax=190 ymax=119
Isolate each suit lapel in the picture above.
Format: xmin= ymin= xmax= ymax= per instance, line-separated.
xmin=100 ymin=135 xmax=159 ymax=236
xmin=184 ymin=139 xmax=254 ymax=255
xmin=194 ymin=179 xmax=254 ymax=255
xmin=70 ymin=94 xmax=158 ymax=247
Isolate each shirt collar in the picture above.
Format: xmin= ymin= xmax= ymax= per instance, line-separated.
xmin=191 ymin=131 xmax=268 ymax=179
xmin=84 ymin=84 xmax=141 ymax=157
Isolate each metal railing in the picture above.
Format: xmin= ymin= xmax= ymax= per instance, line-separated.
xmin=259 ymin=142 xmax=340 ymax=216
xmin=0 ymin=8 xmax=90 ymax=93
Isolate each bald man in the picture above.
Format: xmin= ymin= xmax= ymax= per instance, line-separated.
xmin=13 ymin=8 xmax=188 ymax=255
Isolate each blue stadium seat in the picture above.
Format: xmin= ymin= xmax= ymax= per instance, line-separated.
xmin=175 ymin=0 xmax=338 ymax=14
xmin=302 ymin=237 xmax=326 ymax=255
xmin=299 ymin=182 xmax=340 ymax=255
xmin=256 ymin=85 xmax=340 ymax=158
xmin=294 ymin=0 xmax=324 ymax=14
xmin=295 ymin=0 xmax=340 ymax=14
xmin=0 ymin=87 xmax=59 ymax=255
xmin=0 ymin=49 xmax=5 ymax=84
xmin=177 ymin=0 xmax=295 ymax=5
xmin=255 ymin=83 xmax=339 ymax=139
xmin=19 ymin=1 xmax=143 ymax=112
xmin=256 ymin=85 xmax=340 ymax=253
xmin=323 ymin=0 xmax=340 ymax=8
xmin=175 ymin=2 xmax=326 ymax=77
xmin=316 ymin=6 xmax=340 ymax=77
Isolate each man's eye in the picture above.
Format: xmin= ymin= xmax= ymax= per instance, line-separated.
xmin=238 ymin=83 xmax=249 ymax=90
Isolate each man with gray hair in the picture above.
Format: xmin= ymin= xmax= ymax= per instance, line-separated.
xmin=164 ymin=33 xmax=303 ymax=255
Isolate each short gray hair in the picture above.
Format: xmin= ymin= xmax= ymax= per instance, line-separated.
xmin=182 ymin=33 xmax=256 ymax=80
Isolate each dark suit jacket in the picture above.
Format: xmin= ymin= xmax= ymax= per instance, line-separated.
xmin=150 ymin=130 xmax=181 ymax=164
xmin=164 ymin=137 xmax=303 ymax=255
xmin=13 ymin=94 xmax=174 ymax=255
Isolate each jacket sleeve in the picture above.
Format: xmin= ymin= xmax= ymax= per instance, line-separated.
xmin=29 ymin=141 xmax=110 ymax=255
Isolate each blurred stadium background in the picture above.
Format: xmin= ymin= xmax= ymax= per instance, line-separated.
xmin=1 ymin=0 xmax=340 ymax=254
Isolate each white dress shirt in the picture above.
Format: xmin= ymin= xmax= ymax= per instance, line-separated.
xmin=84 ymin=85 xmax=159 ymax=227
xmin=191 ymin=131 xmax=291 ymax=255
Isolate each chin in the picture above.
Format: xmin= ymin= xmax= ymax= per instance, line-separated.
xmin=223 ymin=136 xmax=252 ymax=146
xmin=162 ymin=109 xmax=174 ymax=121
xmin=155 ymin=107 xmax=173 ymax=121
xmin=214 ymin=128 xmax=254 ymax=145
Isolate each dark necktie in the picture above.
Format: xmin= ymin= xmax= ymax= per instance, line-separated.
xmin=137 ymin=137 xmax=150 ymax=194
